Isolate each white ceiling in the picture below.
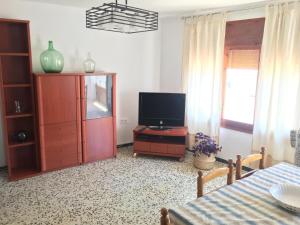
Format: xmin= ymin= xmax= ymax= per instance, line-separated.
xmin=22 ymin=0 xmax=268 ymax=15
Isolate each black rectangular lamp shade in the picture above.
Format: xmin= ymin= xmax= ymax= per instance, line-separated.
xmin=86 ymin=3 xmax=158 ymax=34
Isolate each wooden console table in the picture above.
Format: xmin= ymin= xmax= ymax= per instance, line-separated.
xmin=133 ymin=126 xmax=188 ymax=161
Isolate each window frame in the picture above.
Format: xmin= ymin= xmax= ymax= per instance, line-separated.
xmin=221 ymin=18 xmax=265 ymax=134
xmin=221 ymin=46 xmax=261 ymax=134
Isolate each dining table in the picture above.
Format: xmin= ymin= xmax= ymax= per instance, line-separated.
xmin=168 ymin=162 xmax=300 ymax=225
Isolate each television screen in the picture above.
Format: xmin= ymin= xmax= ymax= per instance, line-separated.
xmin=138 ymin=92 xmax=186 ymax=127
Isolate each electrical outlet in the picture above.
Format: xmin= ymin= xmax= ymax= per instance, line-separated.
xmin=120 ymin=118 xmax=129 ymax=124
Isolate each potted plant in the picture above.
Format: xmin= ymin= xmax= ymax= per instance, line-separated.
xmin=191 ymin=133 xmax=222 ymax=170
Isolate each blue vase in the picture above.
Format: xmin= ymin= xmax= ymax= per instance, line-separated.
xmin=40 ymin=41 xmax=64 ymax=73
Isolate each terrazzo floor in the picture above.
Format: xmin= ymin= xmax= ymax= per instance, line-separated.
xmin=0 ymin=147 xmax=227 ymax=225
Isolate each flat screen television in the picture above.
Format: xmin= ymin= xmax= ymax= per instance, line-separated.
xmin=138 ymin=92 xmax=186 ymax=128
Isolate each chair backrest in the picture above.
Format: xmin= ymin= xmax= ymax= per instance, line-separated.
xmin=160 ymin=208 xmax=170 ymax=225
xmin=197 ymin=159 xmax=233 ymax=198
xmin=236 ymin=147 xmax=266 ymax=180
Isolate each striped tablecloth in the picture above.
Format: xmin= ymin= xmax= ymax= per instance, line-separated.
xmin=169 ymin=163 xmax=300 ymax=225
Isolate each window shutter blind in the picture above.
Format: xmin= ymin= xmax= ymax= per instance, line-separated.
xmin=228 ymin=50 xmax=260 ymax=69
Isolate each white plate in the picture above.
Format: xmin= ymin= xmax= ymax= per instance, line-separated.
xmin=270 ymin=184 xmax=300 ymax=213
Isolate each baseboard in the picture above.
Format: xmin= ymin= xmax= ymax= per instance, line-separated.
xmin=216 ymin=157 xmax=252 ymax=172
xmin=117 ymin=143 xmax=133 ymax=148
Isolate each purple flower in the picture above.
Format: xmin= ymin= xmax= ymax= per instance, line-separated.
xmin=191 ymin=132 xmax=222 ymax=157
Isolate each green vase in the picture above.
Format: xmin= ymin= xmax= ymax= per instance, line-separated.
xmin=40 ymin=41 xmax=64 ymax=73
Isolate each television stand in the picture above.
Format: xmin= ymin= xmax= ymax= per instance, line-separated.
xmin=148 ymin=126 xmax=172 ymax=131
xmin=133 ymin=126 xmax=188 ymax=161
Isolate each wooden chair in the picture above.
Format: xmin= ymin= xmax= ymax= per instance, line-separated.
xmin=160 ymin=160 xmax=234 ymax=225
xmin=197 ymin=159 xmax=234 ymax=197
xmin=236 ymin=147 xmax=265 ymax=180
xmin=160 ymin=208 xmax=171 ymax=225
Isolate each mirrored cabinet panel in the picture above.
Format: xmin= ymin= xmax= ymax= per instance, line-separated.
xmin=85 ymin=75 xmax=112 ymax=119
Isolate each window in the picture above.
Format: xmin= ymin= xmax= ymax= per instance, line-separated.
xmin=221 ymin=49 xmax=260 ymax=133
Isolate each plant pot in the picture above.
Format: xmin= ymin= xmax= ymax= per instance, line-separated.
xmin=193 ymin=153 xmax=216 ymax=170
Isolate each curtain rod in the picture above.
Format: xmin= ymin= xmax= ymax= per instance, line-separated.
xmin=181 ymin=0 xmax=299 ymax=19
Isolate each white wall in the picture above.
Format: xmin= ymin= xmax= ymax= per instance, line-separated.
xmin=160 ymin=17 xmax=184 ymax=93
xmin=0 ymin=0 xmax=161 ymax=166
xmin=159 ymin=8 xmax=265 ymax=160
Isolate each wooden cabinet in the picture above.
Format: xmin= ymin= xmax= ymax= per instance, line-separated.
xmin=151 ymin=143 xmax=167 ymax=153
xmin=134 ymin=141 xmax=150 ymax=152
xmin=81 ymin=74 xmax=117 ymax=163
xmin=36 ymin=74 xmax=82 ymax=172
xmin=36 ymin=75 xmax=79 ymax=125
xmin=82 ymin=117 xmax=115 ymax=162
xmin=167 ymin=144 xmax=184 ymax=155
xmin=41 ymin=122 xmax=80 ymax=171
xmin=133 ymin=126 xmax=187 ymax=161
xmin=35 ymin=73 xmax=117 ymax=172
xmin=0 ymin=18 xmax=39 ymax=180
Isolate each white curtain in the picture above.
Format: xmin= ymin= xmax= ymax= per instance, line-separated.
xmin=182 ymin=13 xmax=226 ymax=141
xmin=253 ymin=2 xmax=300 ymax=163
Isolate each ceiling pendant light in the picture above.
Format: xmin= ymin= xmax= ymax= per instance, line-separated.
xmin=86 ymin=0 xmax=158 ymax=34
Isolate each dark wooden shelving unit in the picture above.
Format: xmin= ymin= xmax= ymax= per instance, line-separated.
xmin=0 ymin=53 xmax=29 ymax=56
xmin=9 ymin=141 xmax=35 ymax=148
xmin=6 ymin=113 xmax=33 ymax=119
xmin=4 ymin=84 xmax=32 ymax=88
xmin=0 ymin=18 xmax=39 ymax=180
